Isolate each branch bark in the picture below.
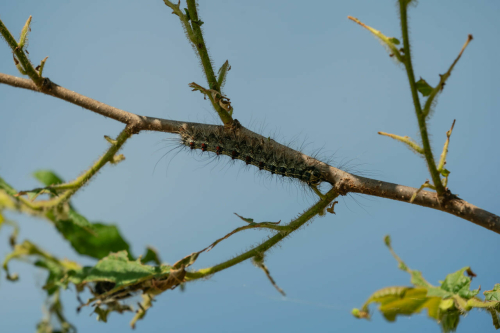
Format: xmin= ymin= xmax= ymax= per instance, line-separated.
xmin=1 ymin=73 xmax=499 ymax=234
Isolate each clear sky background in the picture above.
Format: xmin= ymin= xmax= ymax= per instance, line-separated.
xmin=1 ymin=1 xmax=499 ymax=332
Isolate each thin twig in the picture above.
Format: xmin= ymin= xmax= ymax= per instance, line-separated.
xmin=163 ymin=0 xmax=233 ymax=125
xmin=423 ymin=35 xmax=473 ymax=117
xmin=185 ymin=188 xmax=339 ymax=280
xmin=0 ymin=17 xmax=44 ymax=87
xmin=398 ymin=1 xmax=445 ymax=195
xmin=16 ymin=127 xmax=132 ymax=210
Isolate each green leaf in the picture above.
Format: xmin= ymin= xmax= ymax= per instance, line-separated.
xmin=388 ymin=37 xmax=400 ymax=45
xmin=440 ymin=267 xmax=479 ymax=299
xmin=33 ymin=170 xmax=64 ymax=186
xmin=353 ymin=286 xmax=442 ymax=322
xmin=65 ymin=210 xmax=95 ymax=233
xmin=68 ymin=251 xmax=170 ymax=293
xmin=54 ymin=219 xmax=131 ymax=260
xmin=416 ymin=78 xmax=433 ymax=97
xmin=427 ymin=286 xmax=452 ymax=299
xmin=379 ymin=288 xmax=437 ymax=321
xmin=484 ymin=284 xmax=500 ymax=302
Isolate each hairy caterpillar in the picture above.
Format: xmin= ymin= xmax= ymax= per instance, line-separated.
xmin=177 ymin=123 xmax=327 ymax=186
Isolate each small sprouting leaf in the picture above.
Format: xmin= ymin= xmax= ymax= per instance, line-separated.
xmin=217 ymin=60 xmax=230 ymax=90
xmin=441 ymin=168 xmax=450 ymax=177
xmin=18 ymin=16 xmax=32 ymax=49
xmin=416 ymin=78 xmax=433 ymax=97
xmin=484 ymin=284 xmax=500 ymax=302
xmin=388 ymin=37 xmax=400 ymax=45
xmin=110 ymin=154 xmax=125 ymax=164
xmin=104 ymin=135 xmax=117 ymax=145
xmin=384 ymin=235 xmax=391 ymax=247
xmin=33 ymin=170 xmax=64 ymax=186
xmin=352 ymin=308 xmax=369 ymax=319
xmin=37 ymin=56 xmax=48 ymax=76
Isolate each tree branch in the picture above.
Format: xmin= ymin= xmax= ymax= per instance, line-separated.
xmin=1 ymin=72 xmax=499 ymax=234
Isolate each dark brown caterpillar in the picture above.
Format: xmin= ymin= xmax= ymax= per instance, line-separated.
xmin=179 ymin=125 xmax=325 ymax=185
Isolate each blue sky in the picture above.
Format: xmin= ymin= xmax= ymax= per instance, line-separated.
xmin=1 ymin=1 xmax=499 ymax=332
